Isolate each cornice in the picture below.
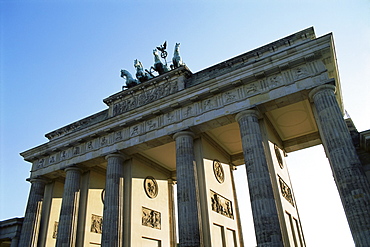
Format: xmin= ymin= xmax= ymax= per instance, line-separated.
xmin=20 ymin=28 xmax=339 ymax=174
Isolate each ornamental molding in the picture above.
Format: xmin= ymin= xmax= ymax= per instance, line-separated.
xmin=41 ymin=31 xmax=330 ymax=142
xmin=21 ymin=32 xmax=335 ymax=175
xmin=28 ymin=64 xmax=330 ymax=174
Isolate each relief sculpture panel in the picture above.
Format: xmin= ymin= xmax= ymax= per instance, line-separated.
xmin=113 ymin=81 xmax=179 ymax=116
xmin=142 ymin=207 xmax=161 ymax=229
xmin=278 ymin=176 xmax=294 ymax=207
xmin=210 ymin=190 xmax=234 ymax=219
xmin=90 ymin=214 xmax=103 ymax=234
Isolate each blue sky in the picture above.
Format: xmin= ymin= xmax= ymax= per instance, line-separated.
xmin=1 ymin=1 xmax=369 ymax=246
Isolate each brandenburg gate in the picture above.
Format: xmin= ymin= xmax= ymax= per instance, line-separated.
xmin=16 ymin=27 xmax=370 ymax=246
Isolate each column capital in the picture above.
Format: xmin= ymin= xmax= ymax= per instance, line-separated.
xmin=27 ymin=176 xmax=48 ymax=184
xmin=235 ymin=109 xmax=261 ymax=122
xmin=105 ymin=153 xmax=129 ymax=161
xmin=173 ymin=131 xmax=195 ymax=140
xmin=64 ymin=165 xmax=82 ymax=173
xmin=308 ymin=84 xmax=336 ymax=102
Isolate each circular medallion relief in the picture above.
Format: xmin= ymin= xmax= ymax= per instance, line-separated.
xmin=144 ymin=176 xmax=158 ymax=198
xmin=101 ymin=189 xmax=105 ymax=204
xmin=274 ymin=145 xmax=284 ymax=169
xmin=213 ymin=160 xmax=225 ymax=183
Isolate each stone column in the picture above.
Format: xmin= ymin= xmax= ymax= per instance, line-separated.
xmin=236 ymin=110 xmax=283 ymax=247
xmin=18 ymin=177 xmax=47 ymax=247
xmin=173 ymin=131 xmax=202 ymax=247
xmin=10 ymin=237 xmax=19 ymax=247
xmin=309 ymin=85 xmax=370 ymax=245
xmin=101 ymin=154 xmax=127 ymax=247
xmin=56 ymin=166 xmax=82 ymax=247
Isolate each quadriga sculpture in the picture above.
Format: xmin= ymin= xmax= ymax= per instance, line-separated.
xmin=120 ymin=69 xmax=139 ymax=89
xmin=172 ymin=43 xmax=184 ymax=69
xmin=152 ymin=49 xmax=169 ymax=75
xmin=134 ymin=59 xmax=153 ymax=83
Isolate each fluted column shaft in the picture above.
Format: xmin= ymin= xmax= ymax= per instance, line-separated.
xmin=10 ymin=237 xmax=19 ymax=247
xmin=173 ymin=131 xmax=201 ymax=247
xmin=309 ymin=85 xmax=370 ymax=245
xmin=101 ymin=154 xmax=126 ymax=247
xmin=18 ymin=178 xmax=47 ymax=247
xmin=236 ymin=110 xmax=283 ymax=247
xmin=56 ymin=166 xmax=82 ymax=247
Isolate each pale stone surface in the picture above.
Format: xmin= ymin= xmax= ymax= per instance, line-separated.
xmin=309 ymin=85 xmax=370 ymax=246
xmin=56 ymin=166 xmax=82 ymax=247
xmin=18 ymin=178 xmax=47 ymax=247
xmin=173 ymin=131 xmax=202 ymax=247
xmin=236 ymin=110 xmax=283 ymax=247
xmin=13 ymin=28 xmax=364 ymax=246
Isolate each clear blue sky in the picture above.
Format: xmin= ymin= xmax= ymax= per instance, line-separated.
xmin=1 ymin=1 xmax=369 ymax=246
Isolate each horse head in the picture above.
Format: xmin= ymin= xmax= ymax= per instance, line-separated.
xmin=120 ymin=69 xmax=128 ymax=78
xmin=134 ymin=59 xmax=143 ymax=70
xmin=174 ymin=43 xmax=181 ymax=53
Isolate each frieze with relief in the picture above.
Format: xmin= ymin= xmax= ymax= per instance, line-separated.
xmin=45 ymin=110 xmax=108 ymax=140
xmin=90 ymin=214 xmax=103 ymax=234
xmin=31 ymin=60 xmax=328 ymax=172
xmin=210 ymin=190 xmax=234 ymax=219
xmin=278 ymin=176 xmax=294 ymax=206
xmin=113 ymin=81 xmax=180 ymax=116
xmin=142 ymin=207 xmax=161 ymax=229
xmin=52 ymin=221 xmax=58 ymax=238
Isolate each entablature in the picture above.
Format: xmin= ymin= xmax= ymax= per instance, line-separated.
xmin=21 ymin=28 xmax=341 ymax=178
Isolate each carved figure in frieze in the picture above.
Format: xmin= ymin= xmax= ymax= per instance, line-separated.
xmin=134 ymin=59 xmax=154 ymax=83
xmin=210 ymin=190 xmax=234 ymax=219
xmin=245 ymin=83 xmax=257 ymax=94
xmin=37 ymin=159 xmax=45 ymax=169
xmin=60 ymin=150 xmax=67 ymax=160
xmin=224 ymin=91 xmax=237 ymax=103
xmin=73 ymin=146 xmax=80 ymax=155
xmin=49 ymin=156 xmax=56 ymax=164
xmin=167 ymin=113 xmax=175 ymax=123
xmin=146 ymin=120 xmax=157 ymax=130
xmin=142 ymin=207 xmax=161 ymax=229
xmin=120 ymin=69 xmax=139 ymax=89
xmin=203 ymin=98 xmax=216 ymax=111
xmin=278 ymin=176 xmax=294 ymax=206
xmin=87 ymin=141 xmax=93 ymax=150
xmin=294 ymin=66 xmax=310 ymax=80
xmin=100 ymin=136 xmax=107 ymax=146
xmin=90 ymin=214 xmax=103 ymax=234
xmin=184 ymin=106 xmax=193 ymax=117
xmin=52 ymin=221 xmax=58 ymax=238
xmin=269 ymin=75 xmax=283 ymax=88
xmin=172 ymin=43 xmax=184 ymax=69
xmin=115 ymin=131 xmax=122 ymax=141
xmin=151 ymin=49 xmax=169 ymax=75
xmin=131 ymin=126 xmax=139 ymax=136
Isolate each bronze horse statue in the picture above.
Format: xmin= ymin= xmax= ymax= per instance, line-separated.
xmin=120 ymin=69 xmax=139 ymax=89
